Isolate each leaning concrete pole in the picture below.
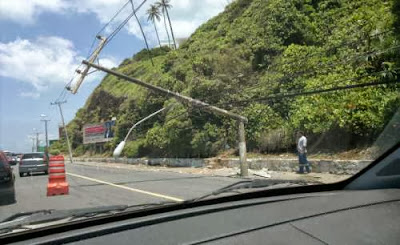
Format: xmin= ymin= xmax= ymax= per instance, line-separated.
xmin=71 ymin=36 xmax=107 ymax=94
xmin=82 ymin=60 xmax=249 ymax=177
xmin=238 ymin=120 xmax=248 ymax=177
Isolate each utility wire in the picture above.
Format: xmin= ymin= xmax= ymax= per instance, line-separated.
xmin=227 ymin=78 xmax=400 ymax=107
xmin=54 ymin=0 xmax=142 ymax=103
xmin=104 ymin=0 xmax=148 ymax=48
xmin=243 ymin=43 xmax=400 ymax=93
xmin=265 ymin=29 xmax=394 ymax=71
xmin=86 ymin=0 xmax=131 ymax=58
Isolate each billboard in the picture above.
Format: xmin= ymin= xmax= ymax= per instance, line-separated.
xmin=83 ymin=120 xmax=116 ymax=144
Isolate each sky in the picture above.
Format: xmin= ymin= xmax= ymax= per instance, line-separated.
xmin=0 ymin=0 xmax=231 ymax=152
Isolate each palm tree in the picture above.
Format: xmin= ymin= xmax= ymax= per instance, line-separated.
xmin=147 ymin=4 xmax=162 ymax=48
xmin=129 ymin=0 xmax=154 ymax=65
xmin=159 ymin=4 xmax=171 ymax=48
xmin=156 ymin=0 xmax=176 ymax=49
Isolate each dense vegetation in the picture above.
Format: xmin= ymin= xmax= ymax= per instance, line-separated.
xmin=56 ymin=0 xmax=400 ymax=158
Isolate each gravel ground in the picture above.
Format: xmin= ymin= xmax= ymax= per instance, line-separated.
xmin=72 ymin=161 xmax=351 ymax=184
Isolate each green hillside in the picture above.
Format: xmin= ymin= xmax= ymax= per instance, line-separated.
xmin=58 ymin=0 xmax=400 ymax=158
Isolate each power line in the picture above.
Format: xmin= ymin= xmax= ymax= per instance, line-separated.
xmin=86 ymin=0 xmax=131 ymax=58
xmin=104 ymin=0 xmax=148 ymax=48
xmin=188 ymin=43 xmax=400 ymax=108
xmin=54 ymin=0 xmax=142 ymax=103
xmin=265 ymin=29 xmax=394 ymax=71
xmin=231 ymin=79 xmax=400 ymax=106
xmin=243 ymin=43 xmax=400 ymax=93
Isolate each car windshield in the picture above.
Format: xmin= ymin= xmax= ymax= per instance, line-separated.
xmin=22 ymin=154 xmax=44 ymax=159
xmin=0 ymin=0 xmax=400 ymax=234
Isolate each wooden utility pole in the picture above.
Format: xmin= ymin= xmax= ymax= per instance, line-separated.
xmin=40 ymin=117 xmax=50 ymax=153
xmin=33 ymin=130 xmax=40 ymax=152
xmin=82 ymin=60 xmax=249 ymax=176
xmin=29 ymin=136 xmax=35 ymax=152
xmin=51 ymin=101 xmax=74 ymax=164
xmin=70 ymin=36 xmax=107 ymax=94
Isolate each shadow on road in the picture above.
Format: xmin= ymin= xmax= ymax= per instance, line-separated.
xmin=74 ymin=175 xmax=236 ymax=188
xmin=0 ymin=196 xmax=16 ymax=206
xmin=19 ymin=172 xmax=48 ymax=178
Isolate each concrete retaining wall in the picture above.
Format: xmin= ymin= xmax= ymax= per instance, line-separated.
xmin=74 ymin=157 xmax=205 ymax=168
xmin=220 ymin=158 xmax=371 ymax=175
xmin=73 ymin=157 xmax=372 ymax=175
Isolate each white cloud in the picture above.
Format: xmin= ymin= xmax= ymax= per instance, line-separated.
xmin=19 ymin=92 xmax=41 ymax=99
xmin=0 ymin=0 xmax=231 ymax=45
xmin=125 ymin=0 xmax=230 ymax=44
xmin=99 ymin=57 xmax=118 ymax=68
xmin=0 ymin=0 xmax=67 ymax=24
xmin=0 ymin=36 xmax=118 ymax=92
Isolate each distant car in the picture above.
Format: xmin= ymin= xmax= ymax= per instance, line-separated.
xmin=19 ymin=153 xmax=49 ymax=177
xmin=3 ymin=151 xmax=17 ymax=166
xmin=0 ymin=151 xmax=16 ymax=204
xmin=9 ymin=153 xmax=18 ymax=166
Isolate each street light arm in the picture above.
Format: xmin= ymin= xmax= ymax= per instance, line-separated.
xmin=124 ymin=107 xmax=166 ymax=142
xmin=114 ymin=106 xmax=170 ymax=157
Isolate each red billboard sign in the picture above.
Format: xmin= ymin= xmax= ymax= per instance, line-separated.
xmin=83 ymin=120 xmax=115 ymax=144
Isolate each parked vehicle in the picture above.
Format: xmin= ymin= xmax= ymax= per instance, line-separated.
xmin=0 ymin=151 xmax=15 ymax=204
xmin=19 ymin=153 xmax=49 ymax=177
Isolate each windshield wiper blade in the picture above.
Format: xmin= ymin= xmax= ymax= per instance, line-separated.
xmin=189 ymin=179 xmax=312 ymax=202
xmin=0 ymin=202 xmax=174 ymax=235
xmin=0 ymin=205 xmax=128 ymax=234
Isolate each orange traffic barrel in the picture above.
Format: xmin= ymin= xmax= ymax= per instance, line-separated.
xmin=47 ymin=155 xmax=69 ymax=196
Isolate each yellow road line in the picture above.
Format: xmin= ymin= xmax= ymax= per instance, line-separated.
xmin=67 ymin=172 xmax=184 ymax=202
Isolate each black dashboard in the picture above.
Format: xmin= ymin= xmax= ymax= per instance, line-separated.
xmin=10 ymin=188 xmax=400 ymax=245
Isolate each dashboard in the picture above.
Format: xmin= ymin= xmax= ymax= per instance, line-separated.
xmin=10 ymin=188 xmax=400 ymax=245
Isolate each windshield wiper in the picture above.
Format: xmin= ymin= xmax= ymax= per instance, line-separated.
xmin=189 ymin=179 xmax=315 ymax=202
xmin=0 ymin=202 xmax=174 ymax=235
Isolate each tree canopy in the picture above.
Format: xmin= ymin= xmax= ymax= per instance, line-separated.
xmin=62 ymin=0 xmax=400 ymax=158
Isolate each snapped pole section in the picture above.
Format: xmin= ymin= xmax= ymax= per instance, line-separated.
xmin=71 ymin=36 xmax=107 ymax=94
xmin=82 ymin=60 xmax=249 ymax=176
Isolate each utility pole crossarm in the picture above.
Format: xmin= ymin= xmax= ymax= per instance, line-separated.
xmin=71 ymin=36 xmax=107 ymax=94
xmin=82 ymin=60 xmax=248 ymax=123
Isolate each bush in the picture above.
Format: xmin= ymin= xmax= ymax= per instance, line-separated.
xmin=258 ymin=128 xmax=294 ymax=153
xmin=74 ymin=145 xmax=85 ymax=156
xmin=49 ymin=149 xmax=61 ymax=156
xmin=123 ymin=140 xmax=145 ymax=158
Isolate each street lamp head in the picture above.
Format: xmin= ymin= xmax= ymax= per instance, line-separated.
xmin=113 ymin=141 xmax=126 ymax=158
xmin=40 ymin=114 xmax=47 ymax=118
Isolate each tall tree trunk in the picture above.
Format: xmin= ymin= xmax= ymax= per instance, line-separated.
xmin=153 ymin=22 xmax=161 ymax=47
xmin=134 ymin=12 xmax=154 ymax=66
xmin=164 ymin=7 xmax=177 ymax=49
xmin=162 ymin=9 xmax=171 ymax=48
xmin=130 ymin=0 xmax=154 ymax=66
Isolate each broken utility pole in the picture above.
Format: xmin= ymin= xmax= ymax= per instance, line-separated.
xmin=51 ymin=101 xmax=74 ymax=164
xmin=70 ymin=36 xmax=107 ymax=94
xmin=82 ymin=60 xmax=249 ymax=176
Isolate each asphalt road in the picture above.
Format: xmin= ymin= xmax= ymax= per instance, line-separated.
xmin=0 ymin=162 xmax=240 ymax=221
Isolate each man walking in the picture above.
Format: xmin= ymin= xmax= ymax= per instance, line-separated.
xmin=297 ymin=131 xmax=311 ymax=173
